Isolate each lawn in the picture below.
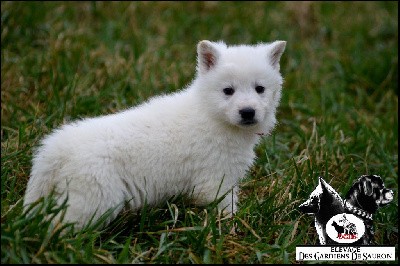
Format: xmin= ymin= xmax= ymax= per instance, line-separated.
xmin=1 ymin=1 xmax=398 ymax=264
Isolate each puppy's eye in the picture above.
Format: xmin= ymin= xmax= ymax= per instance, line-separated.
xmin=255 ymin=85 xmax=265 ymax=94
xmin=223 ymin=87 xmax=235 ymax=96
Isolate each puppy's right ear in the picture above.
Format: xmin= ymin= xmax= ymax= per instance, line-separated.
xmin=197 ymin=40 xmax=220 ymax=74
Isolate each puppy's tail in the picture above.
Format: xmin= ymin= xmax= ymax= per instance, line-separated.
xmin=23 ymin=151 xmax=59 ymax=210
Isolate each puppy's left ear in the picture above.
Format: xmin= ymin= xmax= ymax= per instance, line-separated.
xmin=268 ymin=41 xmax=286 ymax=71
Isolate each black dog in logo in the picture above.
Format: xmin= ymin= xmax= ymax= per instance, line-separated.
xmin=331 ymin=221 xmax=345 ymax=236
xmin=298 ymin=177 xmax=344 ymax=245
xmin=299 ymin=175 xmax=394 ymax=245
xmin=344 ymin=175 xmax=394 ymax=245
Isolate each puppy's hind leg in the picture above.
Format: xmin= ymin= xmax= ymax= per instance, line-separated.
xmin=54 ymin=179 xmax=126 ymax=230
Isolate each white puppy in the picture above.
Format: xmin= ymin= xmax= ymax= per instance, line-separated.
xmin=24 ymin=40 xmax=286 ymax=229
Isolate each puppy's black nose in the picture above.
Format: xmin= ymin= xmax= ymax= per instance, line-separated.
xmin=239 ymin=107 xmax=255 ymax=120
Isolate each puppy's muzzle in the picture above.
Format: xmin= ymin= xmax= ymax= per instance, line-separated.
xmin=380 ymin=189 xmax=394 ymax=205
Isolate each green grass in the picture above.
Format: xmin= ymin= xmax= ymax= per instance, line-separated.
xmin=1 ymin=1 xmax=398 ymax=264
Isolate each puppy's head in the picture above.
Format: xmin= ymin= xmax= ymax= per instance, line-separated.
xmin=345 ymin=175 xmax=394 ymax=213
xmin=195 ymin=40 xmax=286 ymax=134
xmin=299 ymin=177 xmax=344 ymax=218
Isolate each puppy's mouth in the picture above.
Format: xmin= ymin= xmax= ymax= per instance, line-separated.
xmin=239 ymin=119 xmax=258 ymax=126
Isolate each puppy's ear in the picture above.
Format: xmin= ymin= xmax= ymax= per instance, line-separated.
xmin=268 ymin=41 xmax=286 ymax=71
xmin=361 ymin=176 xmax=374 ymax=196
xmin=197 ymin=40 xmax=220 ymax=74
xmin=319 ymin=176 xmax=328 ymax=191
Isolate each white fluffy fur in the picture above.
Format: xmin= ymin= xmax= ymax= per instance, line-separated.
xmin=24 ymin=40 xmax=286 ymax=229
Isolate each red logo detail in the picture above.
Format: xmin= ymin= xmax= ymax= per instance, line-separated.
xmin=337 ymin=233 xmax=358 ymax=239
